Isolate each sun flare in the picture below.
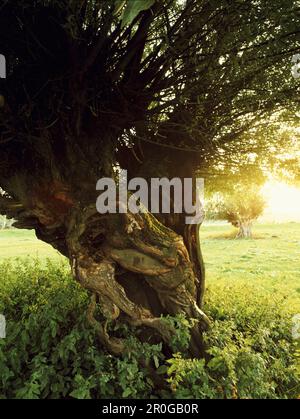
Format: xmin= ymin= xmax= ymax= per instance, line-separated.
xmin=261 ymin=181 xmax=300 ymax=221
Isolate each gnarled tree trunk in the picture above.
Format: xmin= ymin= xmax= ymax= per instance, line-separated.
xmin=67 ymin=204 xmax=210 ymax=357
xmin=1 ymin=184 xmax=209 ymax=358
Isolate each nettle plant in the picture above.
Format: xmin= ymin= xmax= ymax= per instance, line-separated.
xmin=0 ymin=260 xmax=299 ymax=399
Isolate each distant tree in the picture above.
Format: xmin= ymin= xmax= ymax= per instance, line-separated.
xmin=205 ymin=163 xmax=266 ymax=238
xmin=213 ymin=186 xmax=265 ymax=238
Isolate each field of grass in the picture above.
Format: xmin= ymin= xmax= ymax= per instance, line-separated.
xmin=0 ymin=229 xmax=64 ymax=262
xmin=0 ymin=223 xmax=299 ymax=310
xmin=201 ymin=222 xmax=300 ymax=312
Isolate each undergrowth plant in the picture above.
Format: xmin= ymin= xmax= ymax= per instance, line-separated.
xmin=0 ymin=259 xmax=298 ymax=399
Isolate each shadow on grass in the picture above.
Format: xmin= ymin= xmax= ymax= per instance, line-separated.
xmin=202 ymin=230 xmax=279 ymax=240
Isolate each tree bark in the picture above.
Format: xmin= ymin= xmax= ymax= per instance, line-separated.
xmin=236 ymin=221 xmax=253 ymax=238
xmin=0 ymin=133 xmax=210 ymax=358
xmin=65 ymin=203 xmax=210 ymax=358
xmin=0 ymin=169 xmax=209 ymax=359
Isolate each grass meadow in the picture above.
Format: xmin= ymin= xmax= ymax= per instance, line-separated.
xmin=201 ymin=223 xmax=300 ymax=312
xmin=1 ymin=223 xmax=299 ymax=311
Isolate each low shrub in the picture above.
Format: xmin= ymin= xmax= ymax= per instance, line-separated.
xmin=0 ymin=259 xmax=298 ymax=399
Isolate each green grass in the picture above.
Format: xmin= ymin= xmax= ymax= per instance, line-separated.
xmin=0 ymin=223 xmax=299 ymax=312
xmin=0 ymin=229 xmax=64 ymax=262
xmin=201 ymin=222 xmax=300 ymax=312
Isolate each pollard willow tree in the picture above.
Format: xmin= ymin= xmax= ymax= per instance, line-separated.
xmin=205 ymin=163 xmax=267 ymax=238
xmin=225 ymin=189 xmax=265 ymax=239
xmin=213 ymin=186 xmax=266 ymax=238
xmin=0 ymin=0 xmax=299 ymax=357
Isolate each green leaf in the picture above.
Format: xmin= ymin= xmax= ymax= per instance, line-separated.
xmin=121 ymin=0 xmax=155 ymax=28
xmin=122 ymin=387 xmax=132 ymax=398
xmin=70 ymin=388 xmax=90 ymax=399
xmin=156 ymin=365 xmax=168 ymax=375
xmin=114 ymin=0 xmax=126 ymax=16
xmin=153 ymin=355 xmax=159 ymax=369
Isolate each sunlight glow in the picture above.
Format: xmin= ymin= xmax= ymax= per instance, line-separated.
xmin=261 ymin=181 xmax=300 ymax=222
